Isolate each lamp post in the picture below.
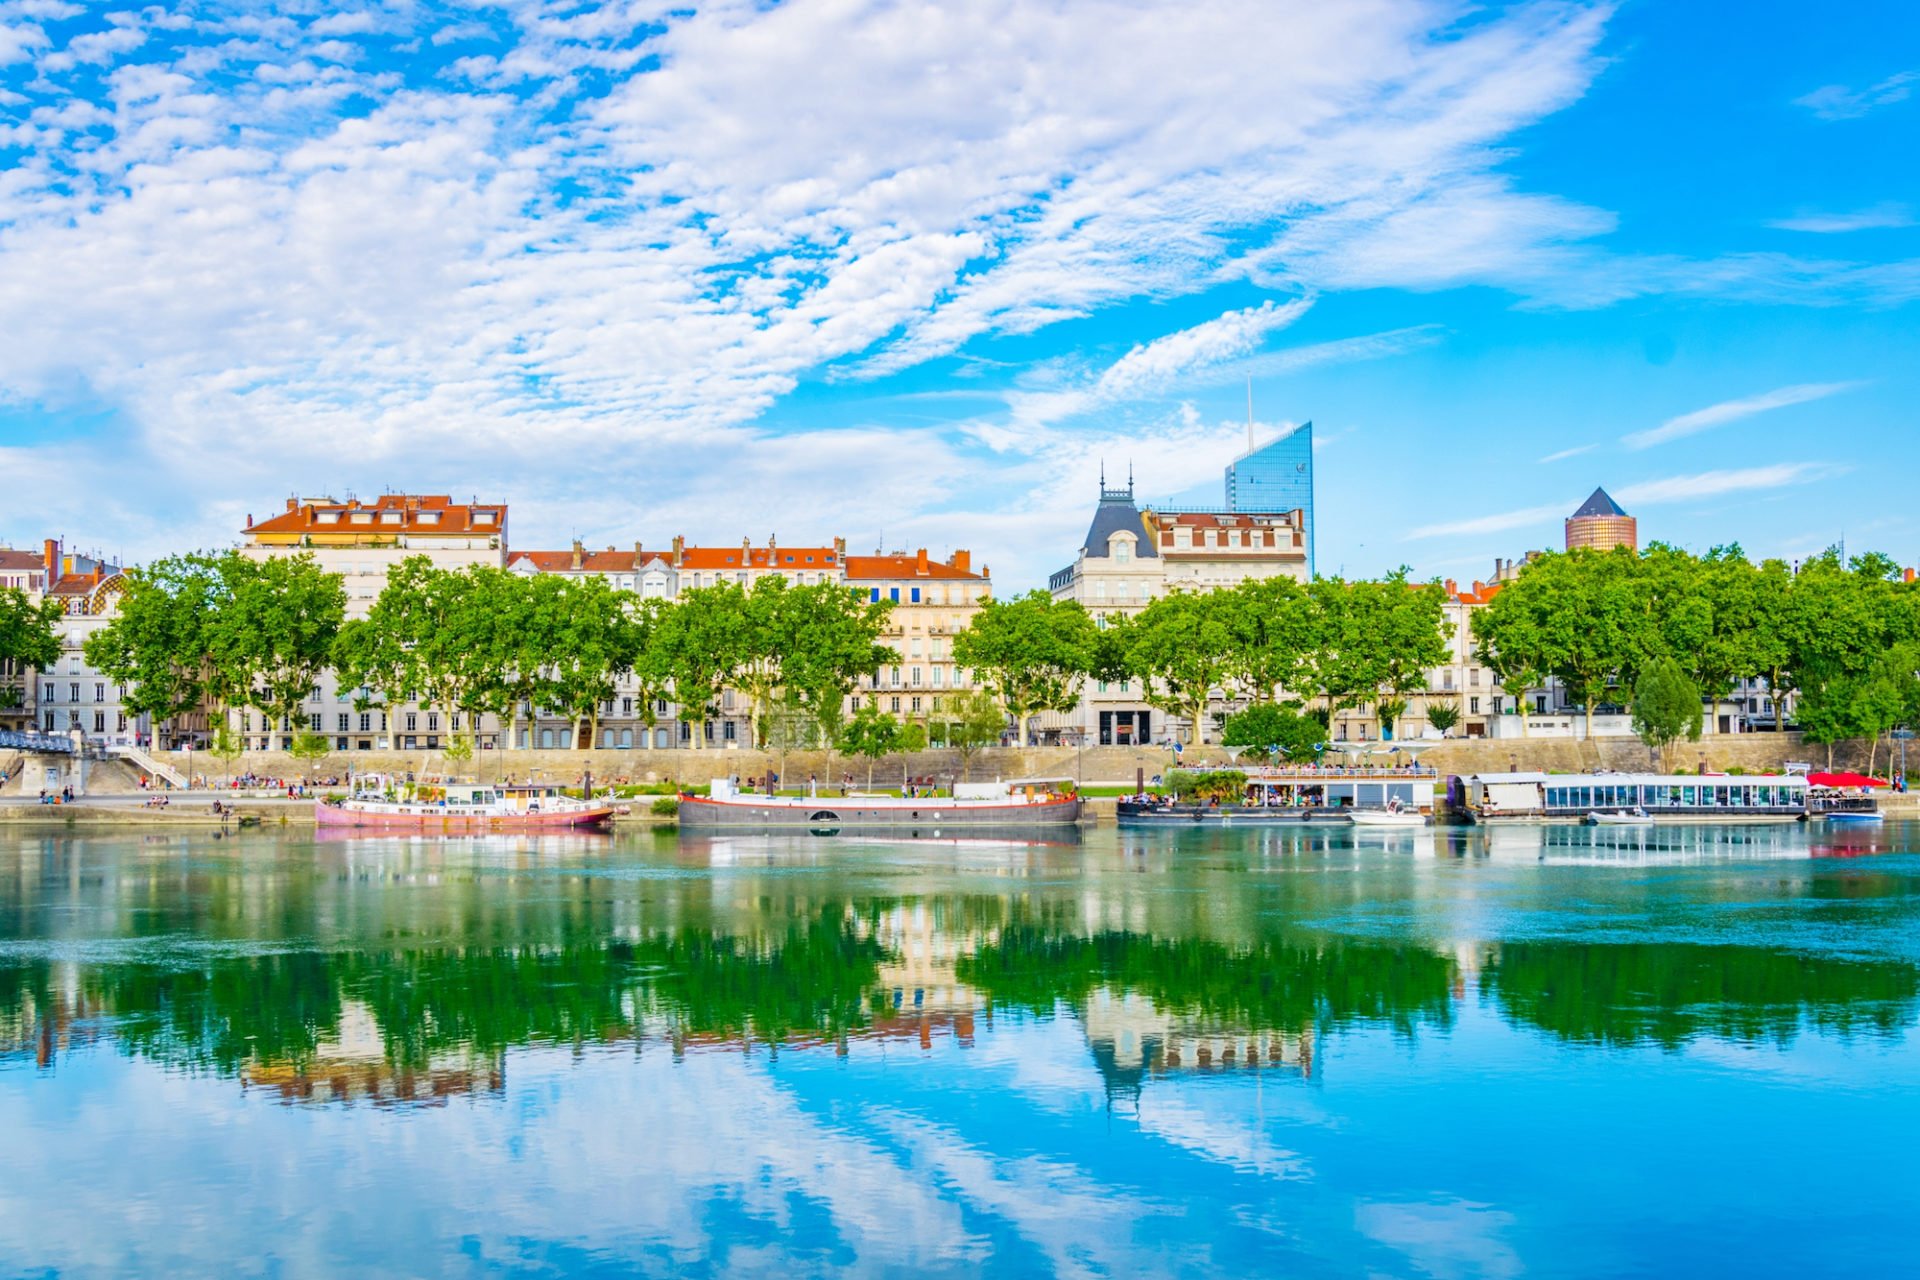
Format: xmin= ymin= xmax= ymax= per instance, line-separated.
xmin=1893 ymin=728 xmax=1914 ymax=790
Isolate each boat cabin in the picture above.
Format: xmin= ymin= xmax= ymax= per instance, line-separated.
xmin=1463 ymin=772 xmax=1808 ymax=819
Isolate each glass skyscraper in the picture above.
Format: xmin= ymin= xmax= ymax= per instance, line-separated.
xmin=1225 ymin=421 xmax=1315 ymax=577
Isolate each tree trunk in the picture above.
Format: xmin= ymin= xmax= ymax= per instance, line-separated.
xmin=866 ymin=757 xmax=875 ymax=791
xmin=1867 ymin=734 xmax=1879 ymax=777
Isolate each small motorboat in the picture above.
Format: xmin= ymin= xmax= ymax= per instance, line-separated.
xmin=1586 ymin=808 xmax=1654 ymax=826
xmin=1822 ymin=811 xmax=1884 ymax=825
xmin=1348 ymin=800 xmax=1429 ymax=828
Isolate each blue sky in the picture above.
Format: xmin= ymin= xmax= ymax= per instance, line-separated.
xmin=0 ymin=0 xmax=1914 ymax=590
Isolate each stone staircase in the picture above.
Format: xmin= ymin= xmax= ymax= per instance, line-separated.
xmin=105 ymin=743 xmax=189 ymax=790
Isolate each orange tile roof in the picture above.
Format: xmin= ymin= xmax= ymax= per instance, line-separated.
xmin=246 ymin=494 xmax=506 ymax=537
xmin=508 ymin=550 xmax=643 ymax=573
xmin=0 ymin=550 xmax=42 ymax=570
xmin=48 ymin=573 xmax=115 ymax=596
xmin=675 ymin=546 xmax=839 ymax=571
xmin=843 ymin=554 xmax=985 ymax=581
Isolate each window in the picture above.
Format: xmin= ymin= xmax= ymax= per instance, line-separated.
xmin=43 ymin=683 xmax=54 ymax=703
xmin=932 ymin=667 xmax=943 ymax=687
xmin=117 ymin=713 xmax=127 ymax=732
xmin=93 ymin=711 xmax=105 ymax=732
xmin=910 ymin=587 xmax=921 ymax=603
xmin=406 ymin=712 xmax=418 ymax=731
xmin=309 ymin=713 xmax=322 ymax=731
xmin=359 ymin=713 xmax=372 ymax=732
xmin=910 ymin=667 xmax=922 ymax=686
xmin=870 ymin=588 xmax=880 ymax=602
xmin=94 ymin=682 xmax=105 ymax=702
xmin=890 ymin=587 xmax=900 ymax=602
xmin=910 ymin=696 xmax=922 ymax=712
xmin=1114 ymin=540 xmax=1131 ymax=562
xmin=890 ymin=697 xmax=901 ymax=712
xmin=426 ymin=712 xmax=439 ymax=731
xmin=1469 ymin=697 xmax=1480 ymax=714
xmin=69 ymin=682 xmax=80 ymax=702
xmin=1470 ymin=669 xmax=1480 ymax=687
xmin=337 ymin=713 xmax=349 ymax=731
xmin=723 ymin=721 xmax=736 ymax=741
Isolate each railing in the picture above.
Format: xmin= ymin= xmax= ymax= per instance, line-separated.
xmin=0 ymin=729 xmax=74 ymax=754
xmin=104 ymin=743 xmax=189 ymax=789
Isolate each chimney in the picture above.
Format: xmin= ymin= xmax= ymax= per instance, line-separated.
xmin=916 ymin=548 xmax=929 ymax=575
xmin=43 ymin=539 xmax=58 ymax=581
xmin=571 ymin=539 xmax=584 ymax=571
xmin=672 ymin=535 xmax=684 ymax=567
xmin=950 ymin=550 xmax=970 ymax=575
xmin=768 ymin=533 xmax=776 ymax=552
xmin=981 ymin=564 xmax=990 ymax=581
xmin=833 ymin=536 xmax=846 ymax=559
xmin=1906 ymin=568 xmax=1917 ymax=584
xmin=246 ymin=514 xmax=253 ymax=529
xmin=286 ymin=497 xmax=298 ymax=513
xmin=1444 ymin=578 xmax=1457 ymax=595
xmin=634 ymin=541 xmax=643 ymax=560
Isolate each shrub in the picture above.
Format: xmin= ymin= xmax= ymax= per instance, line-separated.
xmin=650 ymin=796 xmax=680 ymax=817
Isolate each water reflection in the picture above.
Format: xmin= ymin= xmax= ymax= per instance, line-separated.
xmin=4 ymin=825 xmax=1920 ymax=1277
xmin=6 ymin=824 xmax=1920 ymax=1098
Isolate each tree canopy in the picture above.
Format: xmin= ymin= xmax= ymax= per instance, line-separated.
xmin=951 ymin=590 xmax=1099 ymax=747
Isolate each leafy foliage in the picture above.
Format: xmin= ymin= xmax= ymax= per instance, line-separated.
xmin=952 ymin=590 xmax=1098 ymax=746
xmin=1632 ymin=657 xmax=1702 ymax=770
xmin=0 ymin=586 xmax=62 ymax=674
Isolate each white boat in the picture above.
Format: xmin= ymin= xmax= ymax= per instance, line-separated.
xmin=1585 ymin=808 xmax=1654 ymax=826
xmin=317 ymin=775 xmax=614 ymax=832
xmin=1822 ymin=811 xmax=1884 ymax=825
xmin=677 ymin=776 xmax=1080 ymax=831
xmin=1348 ymin=809 xmax=1429 ymax=828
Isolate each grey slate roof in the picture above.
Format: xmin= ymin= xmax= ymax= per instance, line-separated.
xmin=1081 ymin=488 xmax=1158 ymax=558
xmin=1571 ymin=486 xmax=1627 ymax=518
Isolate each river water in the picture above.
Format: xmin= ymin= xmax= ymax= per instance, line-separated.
xmin=3 ymin=820 xmax=1917 ymax=1278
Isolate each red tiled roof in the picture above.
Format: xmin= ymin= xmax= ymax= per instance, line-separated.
xmin=48 ymin=573 xmax=116 ymax=596
xmin=676 ymin=546 xmax=839 ymax=570
xmin=843 ymin=554 xmax=984 ymax=581
xmin=1153 ymin=510 xmax=1297 ymax=528
xmin=247 ymin=494 xmax=506 ymax=537
xmin=508 ymin=550 xmax=643 ymax=573
xmin=0 ymin=550 xmax=42 ymax=570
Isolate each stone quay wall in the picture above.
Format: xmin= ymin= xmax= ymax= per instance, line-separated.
xmin=41 ymin=730 xmax=1892 ymax=794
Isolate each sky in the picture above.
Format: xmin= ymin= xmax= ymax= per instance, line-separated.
xmin=0 ymin=0 xmax=1915 ymax=592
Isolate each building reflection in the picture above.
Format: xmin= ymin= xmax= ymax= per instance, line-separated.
xmin=4 ymin=831 xmax=1919 ymax=1107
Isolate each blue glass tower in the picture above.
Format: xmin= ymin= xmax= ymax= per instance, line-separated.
xmin=1225 ymin=421 xmax=1314 ymax=577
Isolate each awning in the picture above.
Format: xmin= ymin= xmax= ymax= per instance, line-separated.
xmin=1806 ymin=772 xmax=1889 ymax=788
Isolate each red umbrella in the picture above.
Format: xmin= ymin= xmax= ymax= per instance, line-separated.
xmin=1806 ymin=771 xmax=1889 ymax=788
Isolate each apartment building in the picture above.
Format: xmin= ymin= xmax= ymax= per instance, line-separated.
xmin=1043 ymin=475 xmax=1308 ymax=745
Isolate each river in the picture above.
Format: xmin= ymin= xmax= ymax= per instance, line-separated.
xmin=3 ymin=820 xmax=1917 ymax=1277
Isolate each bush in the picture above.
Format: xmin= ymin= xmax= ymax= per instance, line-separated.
xmin=650 ymin=796 xmax=680 ymax=817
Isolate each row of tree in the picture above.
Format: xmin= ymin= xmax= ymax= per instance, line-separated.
xmin=1473 ymin=544 xmax=1920 ymax=768
xmin=955 ymin=573 xmax=1453 ymax=744
xmin=83 ymin=552 xmax=903 ymax=755
xmin=0 ymin=585 xmax=63 ymax=712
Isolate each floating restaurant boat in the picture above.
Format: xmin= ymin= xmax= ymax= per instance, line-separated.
xmin=1117 ymin=765 xmax=1437 ymax=827
xmin=675 ymin=776 xmax=1081 ymax=832
xmin=316 ymin=776 xmax=615 ymax=832
xmin=1459 ymin=772 xmax=1808 ymax=823
xmin=1806 ymin=771 xmax=1887 ymax=822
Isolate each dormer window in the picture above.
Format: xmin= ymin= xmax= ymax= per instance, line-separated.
xmin=474 ymin=510 xmax=496 ymax=525
xmin=1112 ymin=537 xmax=1131 ymax=563
xmin=417 ymin=511 xmax=441 ymax=525
xmin=350 ymin=512 xmax=374 ymax=525
xmin=380 ymin=511 xmax=403 ymax=525
xmin=317 ymin=511 xmax=340 ymax=524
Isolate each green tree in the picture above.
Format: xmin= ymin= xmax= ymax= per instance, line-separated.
xmin=1122 ymin=589 xmax=1238 ymax=745
xmin=1220 ymin=703 xmax=1323 ymax=762
xmin=1424 ymin=697 xmax=1461 ymax=737
xmin=1631 ymin=656 xmax=1702 ymax=771
xmin=941 ymin=688 xmax=1008 ymax=780
xmin=952 ymin=590 xmax=1098 ymax=747
xmin=0 ymin=586 xmax=62 ymax=681
xmin=1375 ymin=696 xmax=1409 ymax=739
xmin=288 ymin=729 xmax=331 ymax=773
xmin=1472 ymin=550 xmax=1640 ymax=738
xmin=85 ymin=553 xmax=234 ymax=726
xmin=1221 ymin=576 xmax=1314 ymax=703
xmin=836 ymin=703 xmax=903 ymax=790
xmin=655 ymin=583 xmax=753 ymax=748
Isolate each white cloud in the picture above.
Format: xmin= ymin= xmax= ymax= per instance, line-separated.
xmin=1768 ymin=204 xmax=1914 ymax=234
xmin=0 ymin=0 xmax=1905 ymax=578
xmin=1613 ymin=462 xmax=1846 ymax=506
xmin=1405 ymin=504 xmax=1568 ymax=541
xmin=1794 ymin=70 xmax=1916 ymax=121
xmin=1537 ymin=443 xmax=1596 ymax=464
xmin=1624 ymin=382 xmax=1865 ymax=449
xmin=1405 ymin=462 xmax=1845 ymax=541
